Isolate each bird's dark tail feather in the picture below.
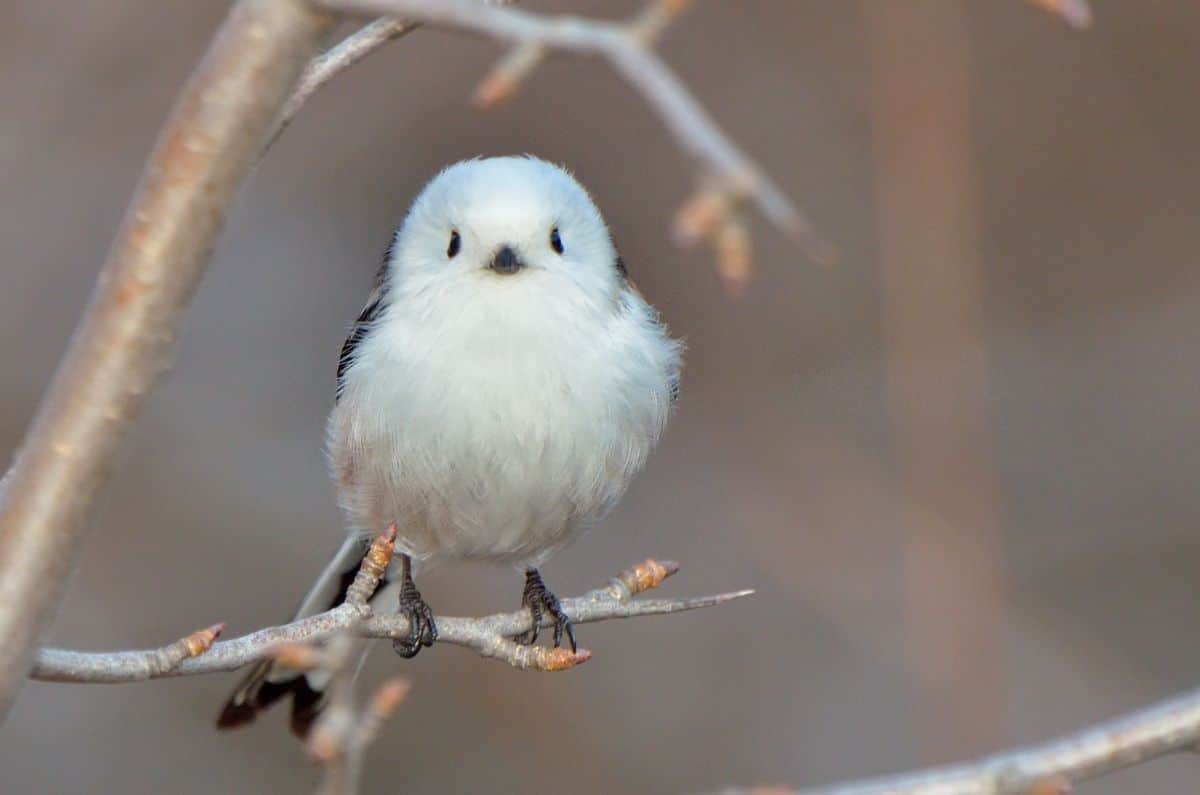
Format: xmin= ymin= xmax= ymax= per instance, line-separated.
xmin=215 ymin=534 xmax=386 ymax=737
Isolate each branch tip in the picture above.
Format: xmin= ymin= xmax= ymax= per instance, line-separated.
xmin=672 ymin=186 xmax=734 ymax=249
xmin=472 ymin=72 xmax=519 ymax=109
xmin=538 ymin=646 xmax=592 ymax=671
xmin=628 ymin=0 xmax=696 ymax=47
xmin=617 ymin=557 xmax=679 ymax=596
xmin=1025 ymin=0 xmax=1092 ymax=29
xmin=345 ymin=525 xmax=397 ymax=606
xmin=1027 ymin=775 xmax=1073 ymax=795
xmin=368 ymin=676 xmax=412 ymax=718
xmin=307 ymin=724 xmax=349 ymax=764
xmin=715 ymin=216 xmax=753 ymax=297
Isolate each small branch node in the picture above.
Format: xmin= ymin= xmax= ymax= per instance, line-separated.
xmin=614 ymin=557 xmax=679 ymax=598
xmin=344 ymin=524 xmax=397 ymax=608
xmin=150 ymin=622 xmax=226 ymax=676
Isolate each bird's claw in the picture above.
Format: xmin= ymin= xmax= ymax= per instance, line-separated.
xmin=517 ymin=569 xmax=576 ymax=652
xmin=393 ymin=578 xmax=437 ymax=659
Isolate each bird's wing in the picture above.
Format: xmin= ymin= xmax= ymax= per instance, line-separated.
xmin=336 ymin=256 xmax=390 ymax=402
xmin=216 ymin=533 xmax=392 ymax=736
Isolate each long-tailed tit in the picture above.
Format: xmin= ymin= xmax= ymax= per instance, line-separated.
xmin=218 ymin=156 xmax=682 ymax=734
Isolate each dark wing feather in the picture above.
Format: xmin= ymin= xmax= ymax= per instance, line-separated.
xmin=615 ymin=255 xmax=629 ymax=280
xmin=216 ymin=536 xmax=390 ymax=737
xmin=336 ymin=252 xmax=391 ymax=402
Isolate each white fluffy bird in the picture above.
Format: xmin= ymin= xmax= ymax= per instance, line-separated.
xmin=218 ymin=156 xmax=682 ymax=734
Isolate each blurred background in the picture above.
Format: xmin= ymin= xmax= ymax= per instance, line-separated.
xmin=4 ymin=1 xmax=1200 ymax=792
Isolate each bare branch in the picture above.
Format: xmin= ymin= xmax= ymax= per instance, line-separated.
xmin=273 ymin=2 xmax=517 ymax=145
xmin=715 ymin=685 xmax=1200 ymax=795
xmin=30 ymin=543 xmax=752 ymax=683
xmin=343 ymin=523 xmax=397 ymax=607
xmin=271 ymin=17 xmax=419 ymax=145
xmin=265 ymin=633 xmax=411 ymax=795
xmin=473 ymin=0 xmax=693 ymax=109
xmin=319 ymin=0 xmax=833 ymax=267
xmin=0 ymin=0 xmax=335 ymax=719
xmin=30 ymin=623 xmax=225 ymax=684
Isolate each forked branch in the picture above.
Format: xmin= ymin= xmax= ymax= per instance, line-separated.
xmin=30 ymin=528 xmax=752 ymax=683
xmin=315 ymin=0 xmax=836 ymax=286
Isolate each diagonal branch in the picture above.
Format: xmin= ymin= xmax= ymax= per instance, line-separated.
xmin=270 ymin=17 xmax=419 ymax=145
xmin=473 ymin=0 xmax=694 ymax=109
xmin=270 ymin=1 xmax=516 ymax=148
xmin=717 ymin=685 xmax=1200 ymax=795
xmin=0 ymin=0 xmax=335 ymax=721
xmin=317 ymin=0 xmax=834 ymax=269
xmin=269 ymin=635 xmax=412 ymax=795
xmin=30 ymin=532 xmax=753 ymax=683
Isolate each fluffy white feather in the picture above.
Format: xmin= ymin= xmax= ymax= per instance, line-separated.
xmin=329 ymin=156 xmax=682 ymax=569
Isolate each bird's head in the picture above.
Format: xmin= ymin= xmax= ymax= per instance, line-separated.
xmin=386 ymin=156 xmax=624 ymax=304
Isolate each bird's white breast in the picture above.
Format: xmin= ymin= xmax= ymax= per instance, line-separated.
xmin=329 ymin=271 xmax=680 ymax=568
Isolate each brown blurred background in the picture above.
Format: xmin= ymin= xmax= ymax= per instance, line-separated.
xmin=4 ymin=1 xmax=1200 ymax=792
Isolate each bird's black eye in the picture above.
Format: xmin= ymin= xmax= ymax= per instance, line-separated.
xmin=550 ymin=227 xmax=564 ymax=254
xmin=447 ymin=230 xmax=461 ymax=258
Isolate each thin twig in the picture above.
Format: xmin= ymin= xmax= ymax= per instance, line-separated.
xmin=473 ymin=0 xmax=693 ymax=109
xmin=269 ymin=634 xmax=410 ymax=795
xmin=713 ymin=685 xmax=1200 ymax=794
xmin=343 ymin=524 xmax=397 ymax=608
xmin=30 ymin=544 xmax=752 ymax=683
xmin=271 ymin=17 xmax=419 ymax=145
xmin=318 ymin=0 xmax=832 ymax=265
xmin=274 ymin=1 xmax=517 ymax=145
xmin=0 ymin=0 xmax=335 ymax=720
xmin=32 ymin=623 xmax=226 ymax=683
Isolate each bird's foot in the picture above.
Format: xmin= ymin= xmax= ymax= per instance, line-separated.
xmin=393 ymin=558 xmax=437 ymax=659
xmin=517 ymin=568 xmax=576 ymax=652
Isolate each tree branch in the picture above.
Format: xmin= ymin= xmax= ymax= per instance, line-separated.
xmin=714 ymin=685 xmax=1200 ymax=795
xmin=30 ymin=529 xmax=752 ymax=684
xmin=0 ymin=0 xmax=335 ymax=720
xmin=317 ymin=0 xmax=834 ymax=271
xmin=270 ymin=1 xmax=516 ymax=147
xmin=269 ymin=634 xmax=412 ymax=795
xmin=271 ymin=17 xmax=419 ymax=145
xmin=472 ymin=0 xmax=693 ymax=109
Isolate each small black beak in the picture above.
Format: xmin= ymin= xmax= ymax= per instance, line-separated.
xmin=488 ymin=245 xmax=524 ymax=275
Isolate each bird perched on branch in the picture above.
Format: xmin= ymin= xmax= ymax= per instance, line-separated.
xmin=218 ymin=156 xmax=682 ymax=735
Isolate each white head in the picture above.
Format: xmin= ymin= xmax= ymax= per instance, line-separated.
xmin=384 ymin=157 xmax=626 ymax=309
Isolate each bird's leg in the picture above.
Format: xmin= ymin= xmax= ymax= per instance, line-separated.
xmin=392 ymin=553 xmax=437 ymax=659
xmin=517 ymin=568 xmax=576 ymax=652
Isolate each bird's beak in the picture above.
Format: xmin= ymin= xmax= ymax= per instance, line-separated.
xmin=488 ymin=245 xmax=525 ymax=275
